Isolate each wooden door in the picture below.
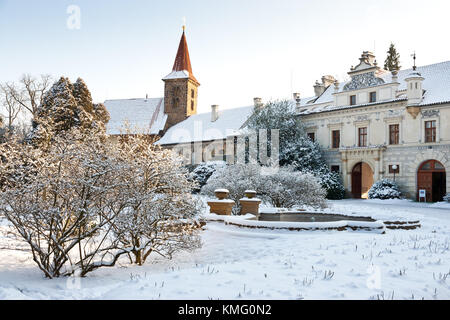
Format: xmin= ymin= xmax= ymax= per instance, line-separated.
xmin=417 ymin=171 xmax=432 ymax=201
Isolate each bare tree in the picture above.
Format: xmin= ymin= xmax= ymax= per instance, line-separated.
xmin=0 ymin=82 xmax=23 ymax=137
xmin=0 ymin=74 xmax=52 ymax=139
xmin=10 ymin=74 xmax=52 ymax=117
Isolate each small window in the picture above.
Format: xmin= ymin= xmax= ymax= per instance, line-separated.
xmin=332 ymin=130 xmax=340 ymax=149
xmin=415 ymin=83 xmax=418 ymax=89
xmin=389 ymin=165 xmax=400 ymax=174
xmin=389 ymin=124 xmax=399 ymax=145
xmin=307 ymin=132 xmax=315 ymax=142
xmin=358 ymin=127 xmax=367 ymax=147
xmin=369 ymin=92 xmax=376 ymax=103
xmin=350 ymin=95 xmax=356 ymax=105
xmin=191 ymin=89 xmax=195 ymax=99
xmin=331 ymin=165 xmax=340 ymax=173
xmin=191 ymin=100 xmax=195 ymax=111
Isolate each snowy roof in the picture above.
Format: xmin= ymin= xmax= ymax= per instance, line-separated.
xmin=156 ymin=105 xmax=254 ymax=145
xmin=162 ymin=70 xmax=190 ymax=80
xmin=104 ymin=98 xmax=167 ymax=135
xmin=299 ymin=61 xmax=450 ymax=115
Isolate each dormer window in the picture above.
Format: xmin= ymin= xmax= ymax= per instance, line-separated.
xmin=370 ymin=92 xmax=376 ymax=103
xmin=350 ymin=95 xmax=356 ymax=106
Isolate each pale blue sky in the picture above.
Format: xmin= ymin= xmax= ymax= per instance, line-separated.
xmin=1 ymin=0 xmax=449 ymax=113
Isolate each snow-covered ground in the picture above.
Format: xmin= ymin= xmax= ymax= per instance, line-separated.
xmin=0 ymin=199 xmax=449 ymax=300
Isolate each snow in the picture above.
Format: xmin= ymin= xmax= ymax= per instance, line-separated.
xmin=214 ymin=189 xmax=230 ymax=193
xmin=162 ymin=70 xmax=190 ymax=80
xmin=202 ymin=213 xmax=386 ymax=233
xmin=156 ymin=105 xmax=254 ymax=145
xmin=104 ymin=97 xmax=167 ymax=135
xmin=1 ymin=199 xmax=450 ymax=300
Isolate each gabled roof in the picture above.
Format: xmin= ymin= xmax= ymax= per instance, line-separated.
xmin=163 ymin=31 xmax=199 ymax=84
xmin=104 ymin=98 xmax=167 ymax=135
xmin=157 ymin=105 xmax=254 ymax=145
xmin=298 ymin=61 xmax=450 ymax=115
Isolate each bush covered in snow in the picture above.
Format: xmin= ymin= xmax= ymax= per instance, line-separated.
xmin=188 ymin=161 xmax=226 ymax=193
xmin=443 ymin=194 xmax=450 ymax=203
xmin=201 ymin=164 xmax=327 ymax=213
xmin=0 ymin=129 xmax=201 ymax=277
xmin=368 ymin=179 xmax=402 ymax=200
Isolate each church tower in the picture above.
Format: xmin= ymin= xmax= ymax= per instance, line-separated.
xmin=163 ymin=27 xmax=200 ymax=130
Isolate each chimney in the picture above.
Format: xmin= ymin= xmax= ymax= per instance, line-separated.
xmin=293 ymin=93 xmax=301 ymax=113
xmin=253 ymin=97 xmax=263 ymax=109
xmin=321 ymin=75 xmax=336 ymax=88
xmin=391 ymin=69 xmax=398 ymax=83
xmin=313 ymin=81 xmax=325 ymax=97
xmin=334 ymin=80 xmax=340 ymax=93
xmin=145 ymin=93 xmax=148 ymax=101
xmin=211 ymin=105 xmax=219 ymax=122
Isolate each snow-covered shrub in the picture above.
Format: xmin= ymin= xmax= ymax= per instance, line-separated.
xmin=0 ymin=130 xmax=201 ymax=277
xmin=368 ymin=179 xmax=402 ymax=200
xmin=443 ymin=194 xmax=450 ymax=203
xmin=318 ymin=170 xmax=346 ymax=200
xmin=201 ymin=164 xmax=327 ymax=213
xmin=188 ymin=161 xmax=226 ymax=193
xmin=110 ymin=134 xmax=202 ymax=266
xmin=259 ymin=168 xmax=327 ymax=209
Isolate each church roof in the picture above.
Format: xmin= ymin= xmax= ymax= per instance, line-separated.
xmin=298 ymin=61 xmax=450 ymax=115
xmin=156 ymin=105 xmax=254 ymax=145
xmin=104 ymin=97 xmax=167 ymax=135
xmin=163 ymin=31 xmax=199 ymax=84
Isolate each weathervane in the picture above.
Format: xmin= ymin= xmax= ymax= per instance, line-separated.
xmin=411 ymin=52 xmax=417 ymax=71
xmin=182 ymin=17 xmax=186 ymax=32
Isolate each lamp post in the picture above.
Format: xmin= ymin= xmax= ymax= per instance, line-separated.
xmin=392 ymin=165 xmax=398 ymax=182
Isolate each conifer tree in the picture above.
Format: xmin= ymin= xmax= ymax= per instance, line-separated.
xmin=384 ymin=43 xmax=401 ymax=71
xmin=28 ymin=77 xmax=110 ymax=147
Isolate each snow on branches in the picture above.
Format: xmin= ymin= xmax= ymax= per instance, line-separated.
xmin=0 ymin=129 xmax=202 ymax=277
xmin=202 ymin=164 xmax=327 ymax=213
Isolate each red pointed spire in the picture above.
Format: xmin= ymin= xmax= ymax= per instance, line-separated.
xmin=171 ymin=30 xmax=199 ymax=84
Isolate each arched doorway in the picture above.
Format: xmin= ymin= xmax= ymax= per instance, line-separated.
xmin=417 ymin=160 xmax=446 ymax=202
xmin=352 ymin=162 xmax=374 ymax=199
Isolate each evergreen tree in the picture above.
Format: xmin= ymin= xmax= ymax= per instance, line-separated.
xmin=28 ymin=77 xmax=110 ymax=147
xmin=384 ymin=43 xmax=401 ymax=71
xmin=246 ymin=100 xmax=345 ymax=199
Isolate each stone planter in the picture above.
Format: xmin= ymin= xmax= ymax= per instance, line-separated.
xmin=207 ymin=200 xmax=235 ymax=216
xmin=208 ymin=188 xmax=234 ymax=215
xmin=239 ymin=190 xmax=261 ymax=216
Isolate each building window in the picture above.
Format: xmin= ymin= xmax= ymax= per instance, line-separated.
xmin=369 ymin=92 xmax=376 ymax=103
xmin=389 ymin=165 xmax=400 ymax=174
xmin=331 ymin=165 xmax=340 ymax=173
xmin=350 ymin=95 xmax=356 ymax=106
xmin=389 ymin=124 xmax=399 ymax=145
xmin=332 ymin=130 xmax=340 ymax=149
xmin=307 ymin=132 xmax=315 ymax=142
xmin=191 ymin=89 xmax=195 ymax=99
xmin=425 ymin=120 xmax=436 ymax=143
xmin=191 ymin=100 xmax=195 ymax=111
xmin=358 ymin=127 xmax=368 ymax=147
